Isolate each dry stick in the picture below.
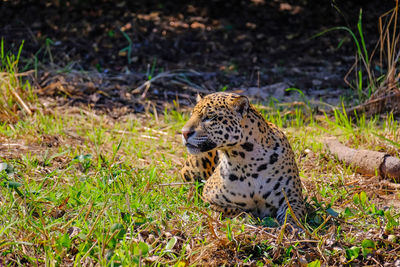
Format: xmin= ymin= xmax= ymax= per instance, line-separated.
xmin=84 ymin=201 xmax=94 ymax=221
xmin=132 ymin=72 xmax=184 ymax=95
xmin=101 ymin=228 xmax=120 ymax=258
xmin=244 ymin=223 xmax=279 ymax=240
xmin=0 ymin=70 xmax=35 ymax=77
xmin=10 ymin=89 xmax=32 ymax=116
xmin=323 ymin=137 xmax=400 ymax=180
xmin=195 ymin=207 xmax=222 ymax=224
xmin=380 ymin=179 xmax=400 ymax=189
xmin=80 ymin=240 xmax=98 ymax=262
xmin=317 ymin=245 xmax=328 ymax=264
xmin=284 ymin=239 xmax=320 ymax=244
xmin=207 ymin=220 xmax=219 ymax=240
xmin=345 ymin=91 xmax=400 ymax=115
xmin=86 ymin=199 xmax=109 ymax=239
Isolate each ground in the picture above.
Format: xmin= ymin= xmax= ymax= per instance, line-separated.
xmin=1 ymin=0 xmax=396 ymax=108
xmin=1 ymin=0 xmax=400 ymax=266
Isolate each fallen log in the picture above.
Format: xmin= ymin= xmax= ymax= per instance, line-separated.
xmin=323 ymin=137 xmax=400 ymax=180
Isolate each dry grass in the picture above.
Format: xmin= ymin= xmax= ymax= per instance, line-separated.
xmin=0 ymin=99 xmax=400 ymax=266
xmin=346 ymin=2 xmax=400 ymax=116
xmin=0 ymin=41 xmax=37 ymax=123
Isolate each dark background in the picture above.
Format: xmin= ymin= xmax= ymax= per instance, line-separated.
xmin=0 ymin=0 xmax=396 ymax=103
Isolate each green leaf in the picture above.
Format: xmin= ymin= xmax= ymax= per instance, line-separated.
xmin=164 ymin=237 xmax=177 ymax=251
xmin=361 ymin=239 xmax=375 ymax=249
xmin=326 ymin=207 xmax=339 ymax=217
xmin=132 ymin=213 xmax=147 ymax=225
xmin=138 ymin=242 xmax=150 ymax=256
xmin=220 ymin=85 xmax=228 ymax=92
xmin=353 ymin=193 xmax=359 ymax=205
xmin=384 ymin=211 xmax=399 ymax=232
xmin=359 ymin=191 xmax=367 ymax=206
xmin=58 ymin=233 xmax=71 ymax=249
xmin=345 ymin=246 xmax=360 ymax=261
xmin=262 ymin=217 xmax=279 ymax=228
xmin=375 ymin=209 xmax=384 ymax=216
xmin=286 ymin=87 xmax=305 ymax=97
xmin=307 ymin=259 xmax=321 ymax=267
xmin=2 ymin=180 xmax=24 ymax=197
xmin=372 ymin=132 xmax=400 ymax=148
xmin=226 ymin=222 xmax=233 ymax=241
xmin=7 ymin=181 xmax=22 ymax=188
xmin=108 ymin=30 xmax=115 ymax=37
xmin=73 ymin=154 xmax=92 ymax=162
xmin=361 ymin=239 xmax=375 ymax=257
xmin=344 ymin=207 xmax=354 ymax=217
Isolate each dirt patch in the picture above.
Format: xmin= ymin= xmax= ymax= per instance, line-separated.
xmin=1 ymin=0 xmax=396 ymax=108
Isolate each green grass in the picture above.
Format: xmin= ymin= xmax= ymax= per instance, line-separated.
xmin=0 ymin=40 xmax=37 ymax=123
xmin=314 ymin=3 xmax=400 ymax=104
xmin=1 ymin=35 xmax=399 ymax=266
xmin=1 ymin=101 xmax=400 ymax=266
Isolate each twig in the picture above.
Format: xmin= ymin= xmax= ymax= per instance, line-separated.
xmin=0 ymin=70 xmax=34 ymax=77
xmin=380 ymin=179 xmax=400 ymax=189
xmin=80 ymin=240 xmax=98 ymax=262
xmin=345 ymin=91 xmax=400 ymax=115
xmin=243 ymin=224 xmax=279 ymax=239
xmin=132 ymin=72 xmax=182 ymax=95
xmin=10 ymin=89 xmax=32 ymax=115
xmin=86 ymin=200 xmax=109 ymax=239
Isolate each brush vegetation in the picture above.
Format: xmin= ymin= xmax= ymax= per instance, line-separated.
xmin=1 ymin=6 xmax=400 ymax=265
xmin=0 ymin=95 xmax=400 ymax=266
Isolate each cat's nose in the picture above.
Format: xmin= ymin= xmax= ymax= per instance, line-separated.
xmin=182 ymin=129 xmax=195 ymax=141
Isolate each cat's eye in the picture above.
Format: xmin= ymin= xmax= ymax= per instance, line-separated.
xmin=202 ymin=115 xmax=217 ymax=122
xmin=202 ymin=116 xmax=211 ymax=122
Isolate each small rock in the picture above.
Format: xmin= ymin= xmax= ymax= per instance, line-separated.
xmin=298 ymin=256 xmax=307 ymax=266
xmin=89 ymin=93 xmax=100 ymax=103
xmin=67 ymin=227 xmax=82 ymax=238
xmin=312 ymin=79 xmax=323 ymax=87
xmin=243 ymin=82 xmax=291 ymax=100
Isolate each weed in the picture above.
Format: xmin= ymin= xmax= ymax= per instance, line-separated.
xmin=316 ymin=3 xmax=400 ymax=108
xmin=0 ymin=91 xmax=400 ymax=265
xmin=146 ymin=57 xmax=157 ymax=80
xmin=120 ymin=30 xmax=133 ymax=64
xmin=0 ymin=40 xmax=36 ymax=123
xmin=314 ymin=9 xmax=374 ymax=101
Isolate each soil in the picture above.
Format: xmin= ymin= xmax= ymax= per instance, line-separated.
xmin=0 ymin=0 xmax=397 ymax=110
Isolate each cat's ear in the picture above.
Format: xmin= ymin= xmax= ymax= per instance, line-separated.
xmin=196 ymin=93 xmax=202 ymax=103
xmin=233 ymin=96 xmax=249 ymax=117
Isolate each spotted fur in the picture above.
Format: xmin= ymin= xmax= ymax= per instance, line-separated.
xmin=180 ymin=92 xmax=306 ymax=225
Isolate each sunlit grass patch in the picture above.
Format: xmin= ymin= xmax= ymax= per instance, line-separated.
xmin=0 ymin=96 xmax=400 ymax=265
